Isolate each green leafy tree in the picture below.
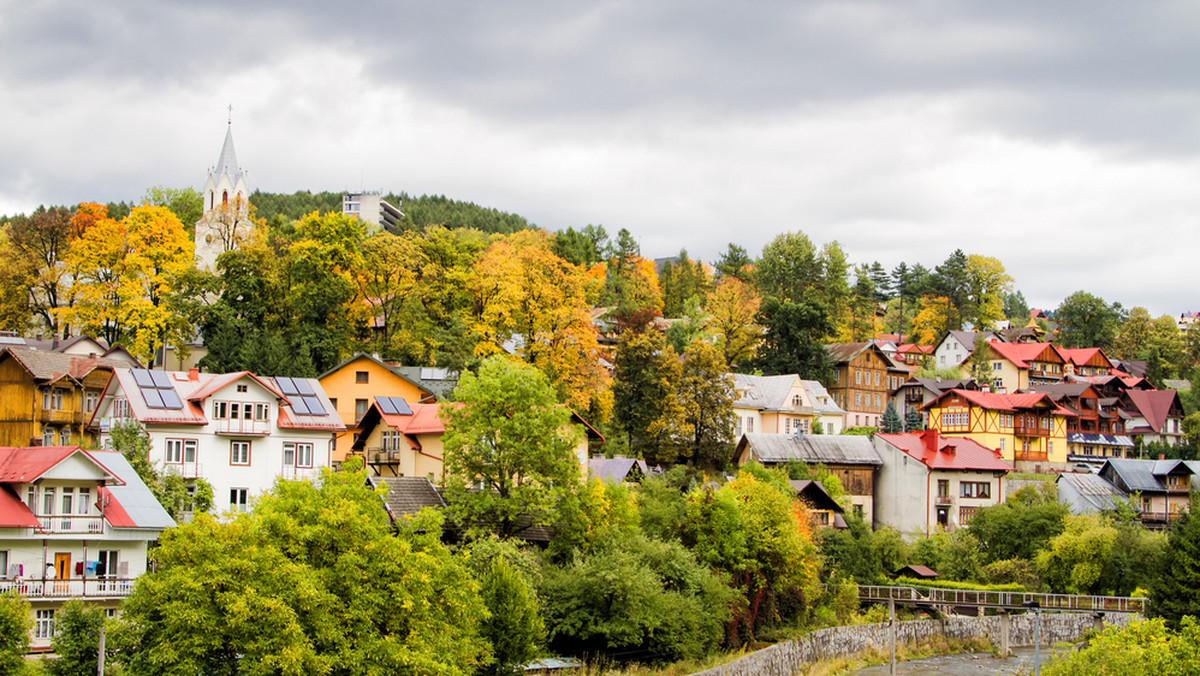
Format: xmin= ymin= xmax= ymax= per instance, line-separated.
xmin=1003 ymin=290 xmax=1030 ymax=324
xmin=881 ymin=401 xmax=903 ymax=433
xmin=47 ymin=600 xmax=106 ymax=676
xmin=442 ymin=356 xmax=581 ymax=538
xmin=613 ymin=330 xmax=677 ymax=458
xmin=142 ymin=185 xmax=203 ymax=229
xmin=713 ymin=243 xmax=753 ymax=282
xmin=1150 ymin=502 xmax=1200 ymax=626
xmin=750 ymin=298 xmax=834 ymax=381
xmin=0 ymin=592 xmax=31 ymax=676
xmin=967 ymin=484 xmax=1068 ymax=562
xmin=1042 ymin=617 xmax=1200 ymax=676
xmin=658 ymin=249 xmax=711 ymax=318
xmin=110 ymin=462 xmax=489 ymax=675
xmin=1036 ymin=513 xmax=1118 ymax=594
xmin=1055 ymin=291 xmax=1125 ymax=350
xmin=674 ymin=339 xmax=737 ymax=467
xmin=477 ymin=558 xmax=544 ymax=675
xmin=539 ymin=534 xmax=736 ymax=662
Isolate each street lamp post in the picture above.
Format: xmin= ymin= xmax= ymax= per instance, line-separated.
xmin=1023 ymin=601 xmax=1042 ymax=675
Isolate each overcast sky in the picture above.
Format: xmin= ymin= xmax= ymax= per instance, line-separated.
xmin=3 ymin=1 xmax=1199 ymax=316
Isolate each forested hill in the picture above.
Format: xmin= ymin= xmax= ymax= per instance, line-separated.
xmin=250 ymin=190 xmax=535 ymax=234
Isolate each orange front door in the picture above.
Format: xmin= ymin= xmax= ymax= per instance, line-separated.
xmin=54 ymin=552 xmax=70 ymax=594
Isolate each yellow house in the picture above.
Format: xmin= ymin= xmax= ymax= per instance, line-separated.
xmin=349 ymin=396 xmax=603 ymax=481
xmin=925 ymin=389 xmax=1072 ymax=469
xmin=317 ymin=354 xmax=439 ymax=462
xmin=975 ymin=341 xmax=1068 ymax=393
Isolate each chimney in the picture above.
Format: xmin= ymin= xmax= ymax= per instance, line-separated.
xmin=1159 ymin=452 xmax=1166 ymax=461
xmin=921 ymin=428 xmax=940 ymax=453
xmin=188 ymin=367 xmax=200 ymax=381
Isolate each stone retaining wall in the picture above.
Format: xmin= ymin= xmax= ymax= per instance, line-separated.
xmin=691 ymin=613 xmax=1136 ymax=676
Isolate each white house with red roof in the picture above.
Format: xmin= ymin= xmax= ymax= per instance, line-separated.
xmin=90 ymin=368 xmax=344 ymax=514
xmin=0 ymin=445 xmax=173 ymax=649
xmin=872 ymin=430 xmax=1013 ymax=536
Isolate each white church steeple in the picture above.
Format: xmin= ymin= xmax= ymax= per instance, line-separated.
xmin=195 ymin=111 xmax=253 ymax=270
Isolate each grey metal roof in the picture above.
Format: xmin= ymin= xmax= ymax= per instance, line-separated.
xmin=732 ymin=373 xmax=801 ymax=410
xmin=802 ymin=380 xmax=845 ymax=415
xmin=738 ymin=433 xmax=882 ymax=466
xmin=95 ymin=451 xmax=175 ymax=530
xmin=589 ymin=457 xmax=649 ymax=483
xmin=1057 ymin=472 xmax=1127 ymax=514
xmin=1067 ymin=433 xmax=1133 ymax=448
xmin=214 ymin=124 xmax=243 ymax=179
xmin=1102 ymin=458 xmax=1192 ymax=493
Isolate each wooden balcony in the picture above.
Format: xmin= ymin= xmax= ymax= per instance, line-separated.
xmin=367 ymin=447 xmax=400 ymax=464
xmin=36 ymin=409 xmax=82 ymax=425
xmin=0 ymin=578 xmax=134 ymax=599
xmin=1013 ymin=423 xmax=1048 ymax=437
xmin=1014 ymin=451 xmax=1049 ymax=462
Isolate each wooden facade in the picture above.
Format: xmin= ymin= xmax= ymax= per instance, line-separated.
xmin=828 ymin=342 xmax=893 ymax=428
xmin=0 ymin=350 xmax=117 ymax=448
xmin=926 ymin=389 xmax=1070 ymax=465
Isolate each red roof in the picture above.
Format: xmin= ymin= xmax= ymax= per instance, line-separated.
xmin=876 ymin=431 xmax=1013 ymax=472
xmin=97 ymin=485 xmax=135 ymax=528
xmin=1058 ymin=347 xmax=1113 ymax=369
xmin=927 ymin=389 xmax=1074 ymax=417
xmin=984 ymin=341 xmax=1066 ymax=368
xmin=1124 ymin=390 xmax=1182 ymax=433
xmin=0 ymin=486 xmax=39 ymax=527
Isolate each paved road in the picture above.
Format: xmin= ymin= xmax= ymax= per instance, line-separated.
xmin=851 ymin=646 xmax=1073 ymax=675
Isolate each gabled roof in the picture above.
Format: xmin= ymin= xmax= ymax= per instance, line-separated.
xmin=874 ymin=431 xmax=1013 ymax=472
xmin=927 ymin=389 xmax=1074 ymax=416
xmin=1101 ymin=458 xmax=1193 ymax=493
xmin=984 ymin=341 xmax=1067 ymax=368
xmin=91 ymin=451 xmax=175 ymax=530
xmin=318 ymin=353 xmax=435 ymax=400
xmin=0 ymin=347 xmax=127 ymax=384
xmin=736 ymin=433 xmax=882 ymax=467
xmin=1057 ymin=472 xmax=1128 ymax=513
xmin=902 ymin=378 xmax=975 ymax=397
xmin=732 ymin=373 xmax=804 ymax=411
xmin=827 ymin=341 xmax=905 ymax=370
xmin=0 ymin=446 xmax=120 ymax=484
xmin=1027 ymin=382 xmax=1099 ymax=401
xmin=801 ymin=380 xmax=846 ymax=415
xmin=368 ymin=476 xmax=446 ymax=521
xmin=1124 ymin=390 xmax=1183 ymax=433
xmin=940 ymin=330 xmax=998 ymax=353
xmin=1058 ymin=347 xmax=1114 ymax=370
xmin=789 ymin=479 xmax=844 ymax=513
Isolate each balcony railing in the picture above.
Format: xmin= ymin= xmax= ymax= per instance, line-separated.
xmin=213 ymin=419 xmax=271 ymax=436
xmin=367 ymin=448 xmax=400 ymax=464
xmin=36 ymin=409 xmax=82 ymax=425
xmin=934 ymin=495 xmax=954 ymax=506
xmin=1013 ymin=423 xmax=1049 ymax=437
xmin=0 ymin=578 xmax=133 ymax=599
xmin=35 ymin=515 xmax=104 ymax=535
xmin=1014 ymin=451 xmax=1049 ymax=462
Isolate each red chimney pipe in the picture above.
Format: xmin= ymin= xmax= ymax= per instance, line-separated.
xmin=921 ymin=428 xmax=940 ymax=454
xmin=188 ymin=367 xmax=200 ymax=381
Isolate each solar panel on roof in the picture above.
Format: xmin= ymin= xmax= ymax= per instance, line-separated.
xmin=299 ymin=396 xmax=325 ymax=415
xmin=142 ymin=388 xmax=165 ymax=409
xmin=291 ymin=396 xmax=311 ymax=415
xmin=159 ymin=389 xmax=182 ymax=409
xmin=149 ymin=370 xmax=172 ymax=388
xmin=276 ymin=377 xmax=299 ymax=395
xmin=294 ymin=379 xmax=315 ymax=396
xmin=377 ymin=397 xmax=412 ymax=416
xmin=132 ymin=369 xmax=155 ymax=388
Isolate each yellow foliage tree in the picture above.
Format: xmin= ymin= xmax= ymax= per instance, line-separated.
xmin=704 ymin=277 xmax=763 ymax=369
xmin=911 ymin=296 xmax=954 ymax=345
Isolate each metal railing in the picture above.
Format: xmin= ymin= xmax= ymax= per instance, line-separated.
xmin=0 ymin=578 xmax=134 ymax=599
xmin=857 ymin=584 xmax=1149 ymax=614
xmin=213 ymin=419 xmax=271 ymax=435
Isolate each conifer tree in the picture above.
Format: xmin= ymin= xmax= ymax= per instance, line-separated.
xmin=881 ymin=401 xmax=903 ymax=433
xmin=905 ymin=407 xmax=924 ymax=432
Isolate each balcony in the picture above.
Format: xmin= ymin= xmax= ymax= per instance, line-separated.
xmin=0 ymin=578 xmax=134 ymax=599
xmin=934 ymin=495 xmax=954 ymax=506
xmin=36 ymin=409 xmax=82 ymax=425
xmin=367 ymin=447 xmax=399 ymax=465
xmin=1014 ymin=451 xmax=1049 ymax=462
xmin=1013 ymin=423 xmax=1049 ymax=437
xmin=213 ymin=419 xmax=271 ymax=436
xmin=35 ymin=515 xmax=104 ymax=535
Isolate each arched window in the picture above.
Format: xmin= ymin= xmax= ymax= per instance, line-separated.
xmin=223 ymin=190 xmax=229 ymax=205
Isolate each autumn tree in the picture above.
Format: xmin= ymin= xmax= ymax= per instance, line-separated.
xmin=704 ymin=277 xmax=763 ymax=369
xmin=0 ymin=227 xmax=33 ymax=331
xmin=6 ymin=205 xmax=76 ymax=335
xmin=659 ymin=249 xmax=712 ymax=318
xmin=613 ymin=330 xmax=683 ymax=463
xmin=673 ymin=339 xmax=737 ymax=467
xmin=962 ymin=254 xmax=1013 ymax=330
xmin=602 ymin=228 xmax=663 ymax=331
xmin=910 ymin=296 xmax=954 ymax=345
xmin=442 ymin=356 xmax=582 ymax=538
xmin=142 ymin=185 xmax=203 ymax=229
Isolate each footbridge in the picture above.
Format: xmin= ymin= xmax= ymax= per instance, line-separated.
xmin=857 ymin=584 xmax=1149 ymax=614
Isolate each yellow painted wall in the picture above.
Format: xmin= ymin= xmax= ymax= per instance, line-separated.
xmin=319 ymin=356 xmax=429 ymax=461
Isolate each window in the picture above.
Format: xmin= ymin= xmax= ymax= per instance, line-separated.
xmin=42 ymin=427 xmax=55 ymax=446
xmin=297 ymin=443 xmax=313 ymax=468
xmin=785 ymin=418 xmax=791 ymax=434
xmin=236 ymin=384 xmax=248 ymax=393
xmin=959 ymin=506 xmax=980 ymax=525
xmin=0 ymin=550 xmax=7 ymax=578
xmin=184 ymin=439 xmax=197 ymax=463
xmin=873 ymin=393 xmax=880 ymax=409
xmin=735 ymin=418 xmax=743 ymax=436
xmin=60 ymin=427 xmax=71 ymax=445
xmin=35 ymin=610 xmax=55 ymax=639
xmin=230 ymin=403 xmax=240 ymax=420
xmin=1000 ymin=439 xmax=1006 ymax=452
xmin=254 ymin=403 xmax=269 ymax=421
xmin=230 ymin=488 xmax=249 ymax=512
xmin=283 ymin=443 xmax=296 ymax=467
xmin=856 ymin=370 xmax=862 ymax=385
xmin=746 ymin=417 xmax=754 ymax=433
xmin=960 ymin=482 xmax=991 ymax=499
xmin=43 ymin=388 xmax=64 ymax=410
xmin=993 ymin=362 xmax=1002 ymax=371
xmin=356 ymin=371 xmax=369 ymax=383
xmin=213 ymin=401 xmax=228 ymax=419
xmin=166 ymin=439 xmax=184 ymax=464
xmin=330 ymin=398 xmax=338 ymax=411
xmin=855 ymin=392 xmax=862 ymax=407
xmin=230 ymin=441 xmax=251 ymax=465
xmin=874 ymin=372 xmax=880 ymax=387
xmin=937 ymin=480 xmax=949 ymax=498
xmin=84 ymin=390 xmax=99 ymax=413
xmin=112 ymin=398 xmax=131 ymax=419
xmin=355 ymin=399 xmax=369 ymax=422
xmin=77 ymin=488 xmax=90 ymax=515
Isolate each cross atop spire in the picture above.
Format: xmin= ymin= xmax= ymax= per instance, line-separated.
xmin=227 ymin=103 xmax=233 ymax=125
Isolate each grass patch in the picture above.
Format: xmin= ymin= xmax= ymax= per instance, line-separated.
xmin=1008 ymin=472 xmax=1056 ymax=481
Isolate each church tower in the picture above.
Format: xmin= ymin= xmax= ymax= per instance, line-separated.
xmin=194 ymin=113 xmax=252 ymax=270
